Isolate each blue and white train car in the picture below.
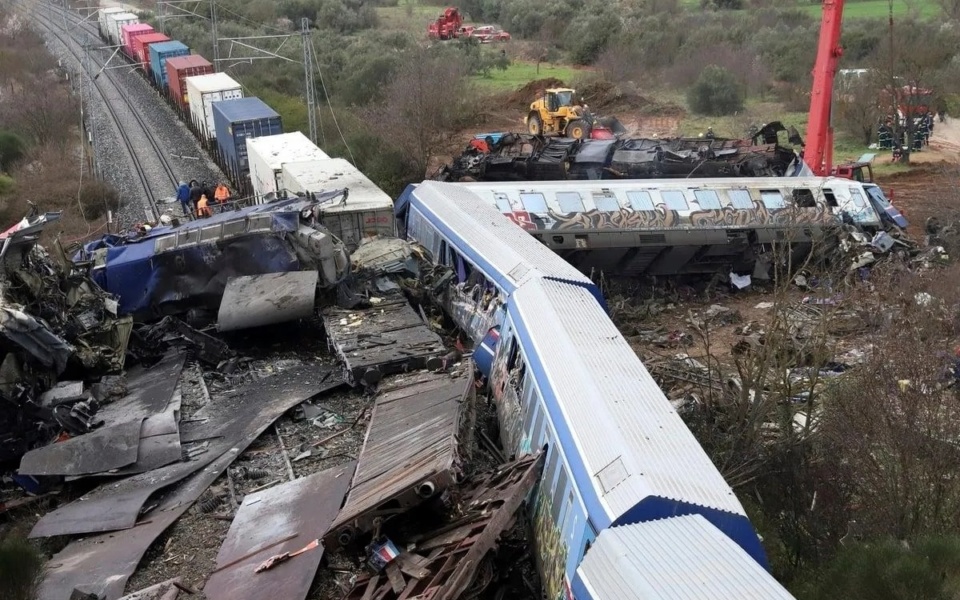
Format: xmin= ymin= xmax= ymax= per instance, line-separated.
xmin=573 ymin=515 xmax=794 ymax=599
xmin=489 ymin=277 xmax=772 ymax=599
xmin=395 ymin=181 xmax=605 ymax=349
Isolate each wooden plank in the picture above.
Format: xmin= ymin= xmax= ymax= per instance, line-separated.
xmin=360 ymin=575 xmax=380 ymax=600
xmin=396 ymin=552 xmax=431 ymax=580
xmin=386 ymin=562 xmax=406 ymax=594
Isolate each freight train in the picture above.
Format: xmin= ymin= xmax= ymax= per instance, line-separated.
xmin=93 ymin=7 xmax=394 ymax=249
xmin=91 ymin=5 xmax=793 ymax=598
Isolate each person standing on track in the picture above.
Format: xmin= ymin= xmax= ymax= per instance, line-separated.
xmin=176 ymin=181 xmax=191 ymax=216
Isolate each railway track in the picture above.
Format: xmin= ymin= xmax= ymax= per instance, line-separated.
xmin=22 ymin=0 xmax=181 ymax=221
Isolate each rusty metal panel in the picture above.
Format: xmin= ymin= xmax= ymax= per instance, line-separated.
xmin=37 ymin=366 xmax=344 ymax=599
xmin=341 ymin=453 xmax=543 ymax=600
xmin=217 ymin=271 xmax=318 ymax=332
xmin=204 ymin=461 xmax=356 ymax=600
xmin=18 ymin=418 xmax=143 ymax=476
xmin=322 ymin=300 xmax=446 ymax=386
xmin=324 ymin=372 xmax=470 ymax=551
xmin=31 ymin=366 xmax=342 ymax=539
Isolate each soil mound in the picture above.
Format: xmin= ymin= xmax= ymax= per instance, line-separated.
xmin=577 ymin=79 xmax=684 ymax=117
xmin=506 ymin=77 xmax=566 ymax=109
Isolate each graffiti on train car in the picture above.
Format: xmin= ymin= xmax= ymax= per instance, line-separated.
xmin=532 ymin=487 xmax=570 ymax=600
xmin=688 ymin=200 xmax=834 ymax=228
xmin=546 ymin=207 xmax=681 ymax=231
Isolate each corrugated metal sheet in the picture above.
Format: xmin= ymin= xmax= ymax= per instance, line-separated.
xmin=572 ymin=516 xmax=794 ymax=600
xmin=165 ymin=55 xmax=213 ymax=108
xmin=407 ymin=181 xmax=595 ymax=297
xmin=212 ymin=98 xmax=283 ymax=176
xmin=132 ymin=33 xmax=169 ymax=69
xmin=509 ymin=278 xmax=747 ymax=522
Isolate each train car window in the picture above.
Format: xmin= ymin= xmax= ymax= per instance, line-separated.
xmin=439 ymin=241 xmax=449 ymax=266
xmin=552 ymin=468 xmax=568 ymax=519
xmin=556 ymin=192 xmax=585 ymax=213
xmin=533 ymin=407 xmax=545 ymax=448
xmin=661 ymin=190 xmax=688 ymax=211
xmin=567 ymin=492 xmax=578 ymax=542
xmin=823 ymin=189 xmax=839 ymax=207
xmin=760 ymin=190 xmax=785 ymax=209
xmin=593 ymin=192 xmax=620 ymax=212
xmin=523 ymin=393 xmax=537 ymax=432
xmin=850 ymin=188 xmax=867 ymax=208
xmin=626 ymin=191 xmax=655 ymax=211
xmin=729 ymin=189 xmax=754 ymax=209
xmin=693 ymin=190 xmax=721 ymax=210
xmin=519 ymin=192 xmax=548 ymax=213
xmin=494 ymin=196 xmax=513 ymax=213
xmin=544 ymin=445 xmax=560 ymax=491
xmin=793 ymin=189 xmax=817 ymax=208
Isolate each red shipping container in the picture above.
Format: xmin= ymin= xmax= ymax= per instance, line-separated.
xmin=133 ymin=33 xmax=170 ymax=72
xmin=165 ymin=55 xmax=214 ymax=109
xmin=121 ymin=23 xmax=153 ymax=60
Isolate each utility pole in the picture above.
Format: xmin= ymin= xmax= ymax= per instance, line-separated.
xmin=158 ymin=0 xmax=166 ymax=35
xmin=211 ymin=0 xmax=220 ymax=67
xmin=301 ymin=18 xmax=318 ymax=145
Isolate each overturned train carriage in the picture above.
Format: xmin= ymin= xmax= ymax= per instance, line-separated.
xmin=438 ymin=177 xmax=883 ymax=278
xmin=73 ymin=193 xmax=349 ymax=321
xmin=439 ymin=124 xmax=802 ymax=183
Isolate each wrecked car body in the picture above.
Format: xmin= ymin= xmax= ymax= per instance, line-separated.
xmin=73 ymin=192 xmax=350 ymax=322
xmin=437 ymin=123 xmax=803 ymax=183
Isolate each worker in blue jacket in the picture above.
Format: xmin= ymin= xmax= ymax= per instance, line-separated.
xmin=176 ymin=181 xmax=191 ymax=216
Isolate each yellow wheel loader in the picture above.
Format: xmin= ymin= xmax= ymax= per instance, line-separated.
xmin=524 ymin=87 xmax=626 ymax=140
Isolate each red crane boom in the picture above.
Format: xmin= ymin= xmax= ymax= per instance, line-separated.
xmin=805 ymin=0 xmax=844 ymax=176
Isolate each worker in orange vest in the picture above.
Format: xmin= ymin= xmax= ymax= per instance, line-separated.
xmin=214 ymin=181 xmax=231 ymax=208
xmin=196 ymin=194 xmax=212 ymax=218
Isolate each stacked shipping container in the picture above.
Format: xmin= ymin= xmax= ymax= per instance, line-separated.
xmin=186 ymin=73 xmax=243 ymax=142
xmin=149 ymin=41 xmax=190 ymax=89
xmin=106 ymin=12 xmax=139 ymax=47
xmin=97 ymin=7 xmax=124 ymax=39
xmin=165 ymin=55 xmax=214 ymax=110
xmin=133 ymin=33 xmax=170 ymax=70
xmin=247 ymin=132 xmax=330 ymax=202
xmin=121 ymin=23 xmax=154 ymax=59
xmin=280 ymin=158 xmax=396 ymax=249
xmin=212 ymin=98 xmax=283 ymax=182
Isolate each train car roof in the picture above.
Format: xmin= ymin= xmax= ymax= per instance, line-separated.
xmin=457 ymin=176 xmax=859 ymax=193
xmin=399 ymin=181 xmax=601 ymax=302
xmin=508 ymin=278 xmax=765 ymax=563
xmin=572 ymin=515 xmax=794 ymax=600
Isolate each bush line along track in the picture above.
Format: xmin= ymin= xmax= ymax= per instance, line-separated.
xmin=24 ymin=0 xmax=180 ymax=222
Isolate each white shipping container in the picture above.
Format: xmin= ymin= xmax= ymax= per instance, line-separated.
xmin=247 ymin=132 xmax=330 ymax=202
xmin=185 ymin=73 xmax=243 ymax=141
xmin=107 ymin=12 xmax=139 ymax=47
xmin=98 ymin=7 xmax=125 ymax=39
xmin=280 ymin=158 xmax=396 ymax=250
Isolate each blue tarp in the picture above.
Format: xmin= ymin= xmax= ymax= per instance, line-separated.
xmin=73 ymin=196 xmax=332 ymax=320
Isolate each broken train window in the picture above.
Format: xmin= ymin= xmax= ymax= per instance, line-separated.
xmin=728 ymin=189 xmax=754 ymax=209
xmin=693 ymin=190 xmax=721 ymax=210
xmin=592 ymin=192 xmax=620 ymax=212
xmin=823 ymin=188 xmax=839 ymax=207
xmin=760 ymin=190 xmax=785 ymax=209
xmin=792 ymin=188 xmax=817 ymax=208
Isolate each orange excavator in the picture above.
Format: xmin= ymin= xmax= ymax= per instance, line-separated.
xmin=804 ymin=0 xmax=908 ymax=228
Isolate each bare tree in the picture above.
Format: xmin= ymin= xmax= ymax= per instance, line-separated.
xmin=936 ymin=0 xmax=960 ymax=20
xmin=368 ymin=47 xmax=471 ymax=179
xmin=835 ymin=78 xmax=882 ymax=146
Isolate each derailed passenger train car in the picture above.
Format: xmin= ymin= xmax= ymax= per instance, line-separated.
xmin=396 ymin=181 xmax=791 ymax=600
xmin=439 ymin=123 xmax=801 ymax=183
xmin=454 ymin=177 xmax=883 ymax=277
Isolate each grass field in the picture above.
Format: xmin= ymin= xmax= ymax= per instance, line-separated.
xmin=470 ymin=61 xmax=584 ymax=91
xmin=796 ymin=0 xmax=941 ymax=19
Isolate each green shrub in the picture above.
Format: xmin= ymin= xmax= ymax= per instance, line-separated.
xmin=687 ymin=65 xmax=745 ymax=115
xmin=78 ymin=180 xmax=121 ymax=220
xmin=0 ymin=537 xmax=44 ymax=600
xmin=0 ymin=174 xmax=14 ymax=195
xmin=0 ymin=131 xmax=26 ymax=172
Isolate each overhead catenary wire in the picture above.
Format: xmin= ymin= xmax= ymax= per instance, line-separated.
xmin=311 ymin=38 xmax=357 ymax=167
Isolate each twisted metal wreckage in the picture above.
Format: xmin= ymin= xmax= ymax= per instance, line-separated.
xmin=436 ymin=122 xmax=805 ymax=182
